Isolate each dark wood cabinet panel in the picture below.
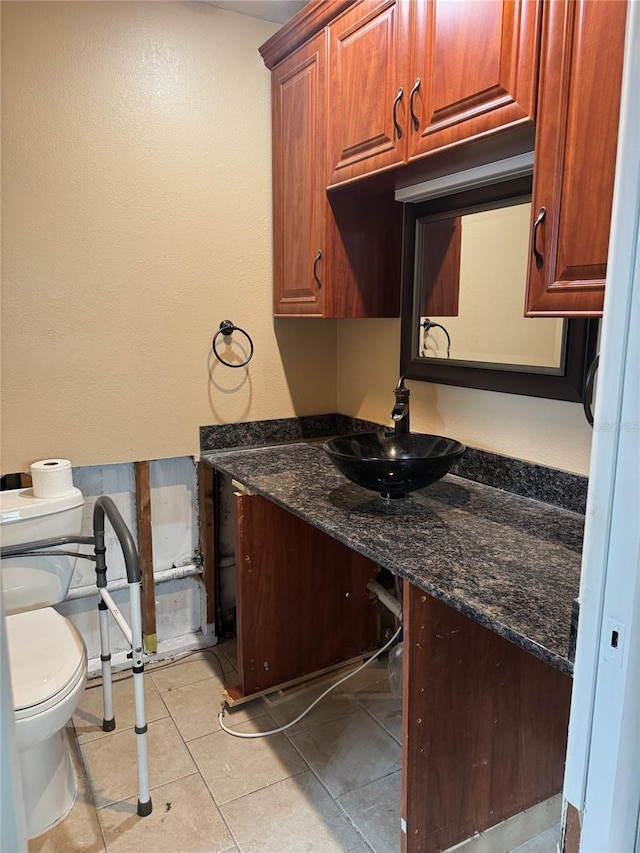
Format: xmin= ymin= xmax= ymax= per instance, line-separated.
xmin=418 ymin=216 xmax=461 ymax=317
xmin=401 ymin=583 xmax=572 ymax=852
xmin=328 ymin=0 xmax=406 ymax=186
xmin=408 ymin=0 xmax=540 ymax=160
xmin=271 ymin=30 xmax=403 ymax=318
xmin=326 ymin=0 xmax=539 ymax=187
xmin=525 ymin=0 xmax=627 ymax=317
xmin=234 ymin=493 xmax=379 ymax=696
xmin=267 ymin=0 xmax=627 ymax=319
xmin=272 ymin=34 xmax=325 ymax=315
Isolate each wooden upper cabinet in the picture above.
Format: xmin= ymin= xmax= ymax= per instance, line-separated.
xmin=272 ymin=33 xmax=325 ymax=316
xmin=326 ymin=0 xmax=541 ymax=187
xmin=328 ymin=0 xmax=406 ymax=186
xmin=525 ymin=0 xmax=627 ymax=317
xmin=408 ymin=0 xmax=540 ymax=160
xmin=269 ymin=28 xmax=403 ymax=318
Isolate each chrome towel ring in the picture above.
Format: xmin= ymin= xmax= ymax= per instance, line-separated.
xmin=212 ymin=320 xmax=254 ymax=368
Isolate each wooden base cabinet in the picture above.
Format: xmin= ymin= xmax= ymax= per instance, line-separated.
xmin=525 ymin=0 xmax=627 ymax=317
xmin=233 ymin=493 xmax=379 ymax=696
xmin=227 ymin=490 xmax=573 ymax=850
xmin=401 ymin=583 xmax=572 ymax=853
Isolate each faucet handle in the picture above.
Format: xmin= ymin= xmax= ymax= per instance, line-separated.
xmin=395 ymin=376 xmax=405 ymax=391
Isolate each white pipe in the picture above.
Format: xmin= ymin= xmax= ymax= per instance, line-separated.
xmin=99 ymin=588 xmax=133 ymax=645
xmin=366 ymin=580 xmax=403 ymax=621
xmin=65 ymin=563 xmax=202 ymax=601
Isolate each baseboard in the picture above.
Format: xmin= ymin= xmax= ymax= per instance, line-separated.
xmin=443 ymin=795 xmax=562 ymax=853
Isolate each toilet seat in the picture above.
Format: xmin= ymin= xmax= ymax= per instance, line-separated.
xmin=7 ymin=608 xmax=86 ymax=719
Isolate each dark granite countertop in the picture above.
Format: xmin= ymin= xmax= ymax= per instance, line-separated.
xmin=204 ymin=442 xmax=583 ymax=675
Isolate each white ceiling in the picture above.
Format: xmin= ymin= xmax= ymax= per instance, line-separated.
xmin=206 ymin=1 xmax=307 ymax=25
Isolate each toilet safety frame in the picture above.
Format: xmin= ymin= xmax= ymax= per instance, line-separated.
xmin=1 ymin=496 xmax=153 ymax=818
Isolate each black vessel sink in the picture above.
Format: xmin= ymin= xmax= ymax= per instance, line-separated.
xmin=323 ymin=430 xmax=466 ymax=499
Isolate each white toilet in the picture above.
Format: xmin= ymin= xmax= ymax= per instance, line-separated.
xmin=0 ymin=486 xmax=88 ymax=840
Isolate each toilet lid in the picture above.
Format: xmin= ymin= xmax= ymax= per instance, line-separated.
xmin=6 ymin=608 xmax=86 ymax=711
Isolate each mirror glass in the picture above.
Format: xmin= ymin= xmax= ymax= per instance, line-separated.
xmin=417 ymin=200 xmax=566 ymax=370
xmin=400 ymin=178 xmax=597 ymax=401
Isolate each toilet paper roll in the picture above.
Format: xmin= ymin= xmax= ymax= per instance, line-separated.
xmin=30 ymin=459 xmax=75 ymax=498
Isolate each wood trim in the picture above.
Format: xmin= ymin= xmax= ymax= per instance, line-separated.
xmin=134 ymin=461 xmax=156 ymax=653
xmin=197 ymin=461 xmax=215 ymax=627
xmin=259 ymin=0 xmax=355 ymax=70
xmin=401 ymin=582 xmax=572 ymax=853
xmin=223 ymin=654 xmax=367 ymax=707
xmin=564 ymin=802 xmax=581 ymax=853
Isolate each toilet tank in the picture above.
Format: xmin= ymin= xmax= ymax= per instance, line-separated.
xmin=0 ymin=488 xmax=84 ymax=614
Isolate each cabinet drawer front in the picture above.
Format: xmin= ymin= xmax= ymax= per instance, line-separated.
xmin=273 ymin=37 xmax=325 ymax=315
xmin=525 ymin=0 xmax=627 ymax=317
xmin=409 ymin=0 xmax=540 ymax=160
xmin=328 ymin=0 xmax=406 ymax=186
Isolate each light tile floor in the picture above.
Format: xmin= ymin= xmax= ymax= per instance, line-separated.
xmin=29 ymin=641 xmax=561 ymax=853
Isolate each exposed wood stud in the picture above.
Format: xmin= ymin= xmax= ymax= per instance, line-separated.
xmin=564 ymin=802 xmax=582 ymax=853
xmin=197 ymin=461 xmax=215 ymax=627
xmin=134 ymin=461 xmax=157 ymax=653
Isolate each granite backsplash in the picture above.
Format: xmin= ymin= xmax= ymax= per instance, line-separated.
xmin=200 ymin=415 xmax=587 ymax=514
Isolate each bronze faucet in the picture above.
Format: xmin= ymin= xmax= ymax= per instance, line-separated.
xmin=391 ymin=377 xmax=410 ymax=433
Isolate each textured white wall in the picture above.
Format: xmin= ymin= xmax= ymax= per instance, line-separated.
xmin=1 ymin=1 xmax=337 ymax=472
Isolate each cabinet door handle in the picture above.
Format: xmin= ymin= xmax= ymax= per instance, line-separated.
xmin=313 ymin=251 xmax=322 ymax=289
xmin=532 ymin=206 xmax=546 ymax=269
xmin=392 ymin=87 xmax=404 ymax=140
xmin=409 ymin=78 xmax=421 ymax=131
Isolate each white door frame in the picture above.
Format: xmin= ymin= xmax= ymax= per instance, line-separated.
xmin=563 ymin=3 xmax=640 ymax=849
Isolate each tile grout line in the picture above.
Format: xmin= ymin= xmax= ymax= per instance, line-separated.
xmin=353 ymin=693 xmax=403 ymax=747
xmin=80 ymin=645 xmax=392 ymax=852
xmin=68 ymin=722 xmax=110 ymax=853
xmin=281 ymin=726 xmax=376 ymax=853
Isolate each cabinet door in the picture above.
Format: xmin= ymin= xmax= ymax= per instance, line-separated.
xmin=408 ymin=0 xmax=540 ymax=161
xmin=272 ymin=34 xmax=325 ymax=315
xmin=328 ymin=0 xmax=406 ymax=187
xmin=525 ymin=0 xmax=627 ymax=317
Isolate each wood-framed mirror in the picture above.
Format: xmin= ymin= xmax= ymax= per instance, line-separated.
xmin=400 ymin=176 xmax=598 ymax=401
